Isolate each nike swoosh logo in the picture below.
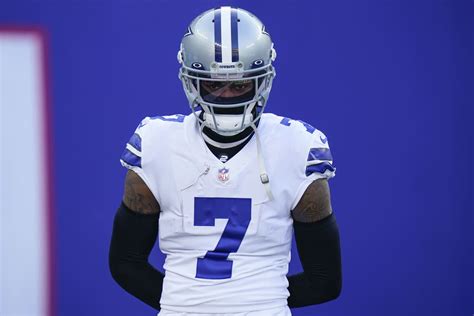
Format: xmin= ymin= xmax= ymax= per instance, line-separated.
xmin=320 ymin=135 xmax=328 ymax=144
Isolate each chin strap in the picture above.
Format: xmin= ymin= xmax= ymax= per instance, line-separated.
xmin=250 ymin=123 xmax=274 ymax=201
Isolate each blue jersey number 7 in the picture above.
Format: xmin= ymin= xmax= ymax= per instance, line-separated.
xmin=194 ymin=197 xmax=251 ymax=279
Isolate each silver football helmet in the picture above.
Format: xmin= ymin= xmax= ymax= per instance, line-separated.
xmin=178 ymin=6 xmax=277 ymax=136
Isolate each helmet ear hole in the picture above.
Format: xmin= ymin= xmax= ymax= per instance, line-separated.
xmin=177 ymin=50 xmax=184 ymax=64
xmin=270 ymin=47 xmax=277 ymax=61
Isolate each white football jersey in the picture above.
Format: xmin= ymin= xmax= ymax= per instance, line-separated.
xmin=120 ymin=113 xmax=335 ymax=314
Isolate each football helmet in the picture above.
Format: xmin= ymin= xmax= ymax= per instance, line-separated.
xmin=178 ymin=6 xmax=277 ymax=136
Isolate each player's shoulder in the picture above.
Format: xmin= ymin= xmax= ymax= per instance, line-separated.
xmin=260 ymin=113 xmax=329 ymax=147
xmin=133 ymin=113 xmax=189 ymax=138
xmin=120 ymin=113 xmax=190 ymax=170
xmin=125 ymin=113 xmax=190 ymax=152
xmin=137 ymin=113 xmax=188 ymax=130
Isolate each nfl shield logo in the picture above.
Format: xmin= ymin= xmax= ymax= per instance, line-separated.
xmin=218 ymin=167 xmax=230 ymax=182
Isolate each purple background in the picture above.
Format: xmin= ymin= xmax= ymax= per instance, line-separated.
xmin=1 ymin=0 xmax=473 ymax=315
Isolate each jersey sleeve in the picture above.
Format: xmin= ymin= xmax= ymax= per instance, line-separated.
xmin=119 ymin=117 xmax=154 ymax=187
xmin=290 ymin=129 xmax=336 ymax=210
xmin=305 ymin=130 xmax=336 ymax=181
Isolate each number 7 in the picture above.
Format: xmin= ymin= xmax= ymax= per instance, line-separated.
xmin=194 ymin=197 xmax=251 ymax=279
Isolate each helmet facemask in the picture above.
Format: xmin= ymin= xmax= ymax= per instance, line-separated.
xmin=179 ymin=62 xmax=275 ymax=136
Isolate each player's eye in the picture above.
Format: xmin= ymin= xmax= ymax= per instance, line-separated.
xmin=202 ymin=81 xmax=225 ymax=91
xmin=231 ymin=80 xmax=253 ymax=92
xmin=232 ymin=83 xmax=246 ymax=91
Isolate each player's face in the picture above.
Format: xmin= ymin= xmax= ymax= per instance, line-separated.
xmin=200 ymin=79 xmax=254 ymax=97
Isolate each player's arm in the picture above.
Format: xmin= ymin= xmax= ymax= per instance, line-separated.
xmin=287 ymin=179 xmax=342 ymax=307
xmin=109 ymin=170 xmax=163 ymax=310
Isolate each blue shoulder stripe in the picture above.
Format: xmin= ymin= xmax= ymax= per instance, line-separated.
xmin=149 ymin=114 xmax=185 ymax=123
xmin=308 ymin=148 xmax=333 ymax=161
xmin=121 ymin=148 xmax=141 ymax=168
xmin=279 ymin=117 xmax=316 ymax=134
xmin=305 ymin=162 xmax=335 ymax=176
xmin=127 ymin=133 xmax=142 ymax=152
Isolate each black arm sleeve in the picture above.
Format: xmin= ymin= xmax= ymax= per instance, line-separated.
xmin=287 ymin=213 xmax=342 ymax=308
xmin=109 ymin=202 xmax=164 ymax=310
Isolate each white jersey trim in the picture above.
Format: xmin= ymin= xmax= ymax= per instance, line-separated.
xmin=125 ymin=143 xmax=142 ymax=157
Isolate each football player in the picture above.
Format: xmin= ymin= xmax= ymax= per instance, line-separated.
xmin=109 ymin=7 xmax=342 ymax=315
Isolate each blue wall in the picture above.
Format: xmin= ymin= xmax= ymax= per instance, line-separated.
xmin=1 ymin=1 xmax=472 ymax=315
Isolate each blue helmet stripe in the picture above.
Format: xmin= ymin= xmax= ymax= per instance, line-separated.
xmin=231 ymin=8 xmax=239 ymax=62
xmin=214 ymin=9 xmax=222 ymax=62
